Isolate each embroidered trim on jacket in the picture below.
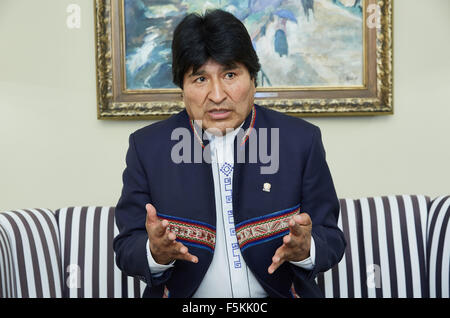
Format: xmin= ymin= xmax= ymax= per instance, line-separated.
xmin=235 ymin=204 xmax=300 ymax=251
xmin=240 ymin=105 xmax=256 ymax=146
xmin=158 ymin=213 xmax=216 ymax=253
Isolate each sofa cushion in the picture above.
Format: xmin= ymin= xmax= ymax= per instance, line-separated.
xmin=317 ymin=195 xmax=430 ymax=298
xmin=0 ymin=208 xmax=63 ymax=297
xmin=55 ymin=206 xmax=145 ymax=298
xmin=0 ymin=223 xmax=17 ymax=297
xmin=427 ymin=195 xmax=450 ymax=298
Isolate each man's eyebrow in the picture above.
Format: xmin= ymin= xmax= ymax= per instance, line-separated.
xmin=188 ymin=69 xmax=206 ymax=77
xmin=188 ymin=63 xmax=240 ymax=77
xmin=221 ymin=63 xmax=239 ymax=72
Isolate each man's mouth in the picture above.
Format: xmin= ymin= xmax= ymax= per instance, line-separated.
xmin=208 ymin=108 xmax=231 ymax=120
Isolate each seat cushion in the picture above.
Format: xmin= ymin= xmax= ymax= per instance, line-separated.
xmin=317 ymin=195 xmax=430 ymax=298
xmin=427 ymin=196 xmax=450 ymax=298
xmin=55 ymin=206 xmax=145 ymax=298
xmin=0 ymin=208 xmax=62 ymax=297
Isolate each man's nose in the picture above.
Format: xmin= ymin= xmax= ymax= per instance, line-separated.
xmin=208 ymin=80 xmax=227 ymax=104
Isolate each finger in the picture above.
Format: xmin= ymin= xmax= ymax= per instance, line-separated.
xmin=153 ymin=219 xmax=169 ymax=237
xmin=167 ymin=230 xmax=177 ymax=243
xmin=268 ymin=257 xmax=285 ymax=274
xmin=268 ymin=247 xmax=286 ymax=274
xmin=289 ymin=217 xmax=303 ymax=236
xmin=173 ymin=243 xmax=199 ymax=263
xmin=158 ymin=226 xmax=177 ymax=246
xmin=283 ymin=234 xmax=294 ymax=247
xmin=146 ymin=211 xmax=168 ymax=238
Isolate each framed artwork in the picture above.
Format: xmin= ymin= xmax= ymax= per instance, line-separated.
xmin=95 ymin=0 xmax=393 ymax=119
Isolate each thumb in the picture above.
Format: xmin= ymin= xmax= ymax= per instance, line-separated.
xmin=145 ymin=203 xmax=158 ymax=223
xmin=289 ymin=213 xmax=312 ymax=237
xmin=295 ymin=213 xmax=312 ymax=226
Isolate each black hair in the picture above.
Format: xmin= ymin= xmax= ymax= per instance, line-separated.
xmin=171 ymin=9 xmax=261 ymax=89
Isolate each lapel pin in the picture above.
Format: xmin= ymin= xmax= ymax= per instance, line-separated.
xmin=263 ymin=183 xmax=271 ymax=192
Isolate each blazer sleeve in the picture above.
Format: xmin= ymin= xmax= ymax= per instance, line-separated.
xmin=113 ymin=133 xmax=173 ymax=289
xmin=291 ymin=126 xmax=346 ymax=282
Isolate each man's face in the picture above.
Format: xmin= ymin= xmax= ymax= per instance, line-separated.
xmin=182 ymin=59 xmax=256 ymax=135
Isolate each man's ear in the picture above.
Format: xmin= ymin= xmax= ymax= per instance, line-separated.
xmin=252 ymin=76 xmax=258 ymax=88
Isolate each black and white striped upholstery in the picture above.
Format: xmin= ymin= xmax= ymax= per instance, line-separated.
xmin=0 ymin=197 xmax=448 ymax=298
xmin=0 ymin=223 xmax=17 ymax=297
xmin=317 ymin=195 xmax=430 ymax=298
xmin=0 ymin=209 xmax=63 ymax=297
xmin=427 ymin=196 xmax=450 ymax=298
xmin=55 ymin=206 xmax=145 ymax=298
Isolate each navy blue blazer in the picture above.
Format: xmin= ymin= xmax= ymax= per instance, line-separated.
xmin=113 ymin=104 xmax=346 ymax=298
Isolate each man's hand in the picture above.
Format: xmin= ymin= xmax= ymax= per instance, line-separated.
xmin=145 ymin=203 xmax=198 ymax=265
xmin=268 ymin=213 xmax=312 ymax=274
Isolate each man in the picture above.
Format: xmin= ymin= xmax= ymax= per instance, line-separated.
xmin=113 ymin=9 xmax=346 ymax=298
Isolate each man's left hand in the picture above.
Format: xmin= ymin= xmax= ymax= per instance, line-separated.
xmin=268 ymin=213 xmax=312 ymax=274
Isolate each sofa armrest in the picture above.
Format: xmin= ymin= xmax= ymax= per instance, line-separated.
xmin=317 ymin=195 xmax=430 ymax=298
xmin=0 ymin=223 xmax=17 ymax=297
xmin=427 ymin=196 xmax=450 ymax=298
xmin=55 ymin=206 xmax=144 ymax=298
xmin=0 ymin=208 xmax=63 ymax=298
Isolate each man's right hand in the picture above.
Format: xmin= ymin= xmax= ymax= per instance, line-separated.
xmin=145 ymin=203 xmax=199 ymax=265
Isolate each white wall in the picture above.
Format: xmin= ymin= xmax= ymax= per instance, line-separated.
xmin=0 ymin=0 xmax=449 ymax=211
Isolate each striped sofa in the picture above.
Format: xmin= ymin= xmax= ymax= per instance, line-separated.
xmin=0 ymin=207 xmax=144 ymax=298
xmin=0 ymin=195 xmax=448 ymax=298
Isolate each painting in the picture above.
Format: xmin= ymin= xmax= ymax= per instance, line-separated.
xmin=95 ymin=0 xmax=393 ymax=119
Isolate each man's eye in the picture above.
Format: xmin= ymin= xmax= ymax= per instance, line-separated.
xmin=195 ymin=76 xmax=206 ymax=83
xmin=225 ymin=72 xmax=236 ymax=79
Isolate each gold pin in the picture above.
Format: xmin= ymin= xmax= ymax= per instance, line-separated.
xmin=263 ymin=182 xmax=271 ymax=192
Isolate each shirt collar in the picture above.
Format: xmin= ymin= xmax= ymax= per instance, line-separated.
xmin=204 ymin=121 xmax=244 ymax=143
xmin=190 ymin=105 xmax=256 ymax=149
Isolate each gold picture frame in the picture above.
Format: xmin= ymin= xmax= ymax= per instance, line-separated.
xmin=95 ymin=0 xmax=393 ymax=120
